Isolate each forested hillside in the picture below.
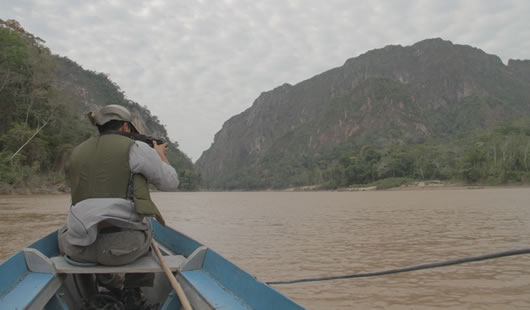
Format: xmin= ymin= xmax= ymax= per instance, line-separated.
xmin=0 ymin=19 xmax=200 ymax=193
xmin=197 ymin=39 xmax=530 ymax=189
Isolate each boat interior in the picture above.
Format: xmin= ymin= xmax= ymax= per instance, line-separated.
xmin=5 ymin=235 xmax=210 ymax=309
xmin=0 ymin=221 xmax=305 ymax=310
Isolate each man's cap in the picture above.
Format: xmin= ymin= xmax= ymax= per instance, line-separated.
xmin=87 ymin=105 xmax=139 ymax=133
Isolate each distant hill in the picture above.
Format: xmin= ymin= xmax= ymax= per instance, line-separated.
xmin=196 ymin=38 xmax=530 ymax=189
xmin=0 ymin=19 xmax=200 ymax=192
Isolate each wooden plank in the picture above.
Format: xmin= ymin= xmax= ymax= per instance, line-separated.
xmin=0 ymin=251 xmax=28 ymax=298
xmin=27 ymin=275 xmax=63 ymax=310
xmin=203 ymin=250 xmax=306 ymax=310
xmin=180 ymin=246 xmax=207 ymax=272
xmin=24 ymin=248 xmax=55 ymax=273
xmin=51 ymin=255 xmax=186 ymax=274
xmin=180 ymin=270 xmax=249 ymax=310
xmin=176 ymin=273 xmax=216 ymax=310
xmin=0 ymin=272 xmax=59 ymax=310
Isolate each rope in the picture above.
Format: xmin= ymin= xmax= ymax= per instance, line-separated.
xmin=266 ymin=246 xmax=530 ymax=285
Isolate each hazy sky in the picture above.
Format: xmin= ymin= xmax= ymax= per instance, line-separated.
xmin=2 ymin=0 xmax=529 ymax=160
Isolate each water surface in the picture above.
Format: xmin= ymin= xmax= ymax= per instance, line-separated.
xmin=1 ymin=188 xmax=529 ymax=309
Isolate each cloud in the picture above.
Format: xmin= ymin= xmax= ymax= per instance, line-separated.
xmin=1 ymin=0 xmax=530 ymax=160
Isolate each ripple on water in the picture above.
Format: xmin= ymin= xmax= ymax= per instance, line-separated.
xmin=2 ymin=190 xmax=530 ymax=309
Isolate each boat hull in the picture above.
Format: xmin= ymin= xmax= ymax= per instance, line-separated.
xmin=0 ymin=220 xmax=305 ymax=309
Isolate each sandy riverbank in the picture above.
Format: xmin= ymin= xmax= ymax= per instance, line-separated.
xmin=286 ymin=181 xmax=530 ymax=192
xmin=0 ymin=182 xmax=69 ymax=195
xmin=1 ymin=180 xmax=528 ymax=195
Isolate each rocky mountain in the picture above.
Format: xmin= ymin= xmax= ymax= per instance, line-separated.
xmin=196 ymin=38 xmax=530 ymax=189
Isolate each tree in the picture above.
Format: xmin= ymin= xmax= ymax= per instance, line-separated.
xmin=461 ymin=145 xmax=487 ymax=183
xmin=361 ymin=146 xmax=381 ymax=182
xmin=382 ymin=148 xmax=414 ymax=178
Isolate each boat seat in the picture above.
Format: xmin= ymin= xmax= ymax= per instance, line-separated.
xmin=23 ymin=247 xmax=186 ymax=274
xmin=51 ymin=254 xmax=186 ymax=274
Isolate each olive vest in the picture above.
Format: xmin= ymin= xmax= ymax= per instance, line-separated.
xmin=69 ymin=134 xmax=165 ymax=225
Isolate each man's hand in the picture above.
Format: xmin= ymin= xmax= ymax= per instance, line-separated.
xmin=153 ymin=140 xmax=170 ymax=164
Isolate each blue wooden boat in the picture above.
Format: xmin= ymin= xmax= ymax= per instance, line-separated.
xmin=0 ymin=220 xmax=305 ymax=309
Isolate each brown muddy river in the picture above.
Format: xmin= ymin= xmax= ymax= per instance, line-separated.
xmin=1 ymin=188 xmax=530 ymax=309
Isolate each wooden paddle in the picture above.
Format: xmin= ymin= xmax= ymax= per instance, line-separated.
xmin=151 ymin=239 xmax=193 ymax=310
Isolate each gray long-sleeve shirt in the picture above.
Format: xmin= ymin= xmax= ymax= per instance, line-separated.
xmin=66 ymin=141 xmax=179 ymax=246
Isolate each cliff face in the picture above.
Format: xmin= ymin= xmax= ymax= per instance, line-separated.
xmin=196 ymin=38 xmax=530 ymax=189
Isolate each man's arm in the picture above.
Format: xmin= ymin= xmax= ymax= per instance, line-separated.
xmin=129 ymin=141 xmax=179 ymax=191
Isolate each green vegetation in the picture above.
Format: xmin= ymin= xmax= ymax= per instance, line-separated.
xmin=212 ymin=119 xmax=530 ymax=190
xmin=324 ymin=120 xmax=530 ymax=189
xmin=0 ymin=19 xmax=200 ymax=193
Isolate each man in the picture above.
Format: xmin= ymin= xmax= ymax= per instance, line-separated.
xmin=58 ymin=104 xmax=179 ymax=309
